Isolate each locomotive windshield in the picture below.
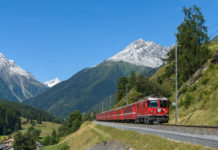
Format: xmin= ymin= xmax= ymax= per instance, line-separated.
xmin=160 ymin=100 xmax=168 ymax=108
xmin=148 ymin=101 xmax=158 ymax=107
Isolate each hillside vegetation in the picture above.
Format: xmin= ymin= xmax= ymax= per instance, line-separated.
xmin=0 ymin=99 xmax=61 ymax=135
xmin=41 ymin=122 xmax=211 ymax=150
xmin=149 ymin=42 xmax=218 ymax=125
xmin=20 ymin=118 xmax=61 ymax=137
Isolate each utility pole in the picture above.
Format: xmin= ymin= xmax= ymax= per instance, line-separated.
xmin=126 ymin=84 xmax=128 ymax=105
xmin=175 ymin=44 xmax=178 ymax=125
xmin=102 ymin=102 xmax=103 ymax=112
xmin=110 ymin=95 xmax=112 ymax=109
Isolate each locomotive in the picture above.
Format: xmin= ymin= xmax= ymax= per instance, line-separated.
xmin=96 ymin=97 xmax=169 ymax=124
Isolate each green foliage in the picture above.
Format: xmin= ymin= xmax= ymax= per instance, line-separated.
xmin=201 ymin=77 xmax=209 ymax=85
xmin=183 ymin=94 xmax=194 ymax=108
xmin=136 ymin=74 xmax=148 ymax=93
xmin=0 ymin=100 xmax=62 ymax=125
xmin=165 ymin=5 xmax=210 ymax=87
xmin=135 ymin=74 xmax=166 ymax=97
xmin=60 ymin=144 xmax=70 ymax=150
xmin=116 ymin=76 xmax=128 ymax=104
xmin=42 ymin=130 xmax=59 ymax=146
xmin=27 ymin=127 xmax=41 ymax=140
xmin=58 ymin=110 xmax=84 ymax=138
xmin=13 ymin=131 xmax=36 ymax=150
xmin=0 ymin=103 xmax=21 ymax=135
xmin=129 ymin=71 xmax=136 ymax=89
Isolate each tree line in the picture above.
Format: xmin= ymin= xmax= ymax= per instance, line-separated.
xmin=0 ymin=100 xmax=62 ymax=135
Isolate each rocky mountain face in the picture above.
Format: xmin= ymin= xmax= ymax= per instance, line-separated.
xmin=44 ymin=78 xmax=61 ymax=87
xmin=26 ymin=39 xmax=169 ymax=116
xmin=0 ymin=53 xmax=48 ymax=102
xmin=108 ymin=39 xmax=168 ymax=68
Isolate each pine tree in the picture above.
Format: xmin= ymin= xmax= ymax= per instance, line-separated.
xmin=116 ymin=77 xmax=128 ymax=104
xmin=166 ymin=5 xmax=210 ymax=86
xmin=129 ymin=71 xmax=136 ymax=89
xmin=14 ymin=131 xmax=36 ymax=150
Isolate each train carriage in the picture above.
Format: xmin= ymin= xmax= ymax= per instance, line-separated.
xmin=123 ymin=103 xmax=136 ymax=122
xmin=96 ymin=97 xmax=169 ymax=124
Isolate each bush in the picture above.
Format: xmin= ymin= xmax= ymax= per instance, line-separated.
xmin=42 ymin=130 xmax=59 ymax=146
xmin=184 ymin=94 xmax=194 ymax=108
xmin=188 ymin=85 xmax=197 ymax=92
xmin=60 ymin=144 xmax=70 ymax=150
xmin=14 ymin=131 xmax=36 ymax=150
xmin=201 ymin=78 xmax=209 ymax=85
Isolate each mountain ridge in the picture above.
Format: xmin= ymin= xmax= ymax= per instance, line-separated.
xmin=107 ymin=39 xmax=169 ymax=68
xmin=0 ymin=52 xmax=48 ymax=102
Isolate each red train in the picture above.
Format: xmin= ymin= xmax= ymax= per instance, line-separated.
xmin=96 ymin=97 xmax=169 ymax=124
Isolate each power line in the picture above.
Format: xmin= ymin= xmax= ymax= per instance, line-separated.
xmin=208 ymin=23 xmax=218 ymax=30
xmin=209 ymin=30 xmax=218 ymax=38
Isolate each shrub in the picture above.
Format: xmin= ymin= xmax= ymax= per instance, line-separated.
xmin=60 ymin=144 xmax=70 ymax=150
xmin=184 ymin=94 xmax=194 ymax=108
xmin=202 ymin=77 xmax=209 ymax=85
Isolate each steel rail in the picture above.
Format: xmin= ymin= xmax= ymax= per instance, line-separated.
xmin=161 ymin=124 xmax=218 ymax=129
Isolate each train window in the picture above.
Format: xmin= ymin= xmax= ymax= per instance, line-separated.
xmin=137 ymin=104 xmax=139 ymax=109
xmin=148 ymin=101 xmax=158 ymax=107
xmin=160 ymin=100 xmax=168 ymax=107
xmin=143 ymin=102 xmax=145 ymax=108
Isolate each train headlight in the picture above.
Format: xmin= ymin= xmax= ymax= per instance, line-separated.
xmin=157 ymin=108 xmax=161 ymax=112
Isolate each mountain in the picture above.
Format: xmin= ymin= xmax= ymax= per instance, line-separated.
xmin=26 ymin=39 xmax=168 ymax=116
xmin=211 ymin=35 xmax=218 ymax=42
xmin=44 ymin=78 xmax=61 ymax=87
xmin=0 ymin=53 xmax=48 ymax=102
xmin=108 ymin=39 xmax=168 ymax=68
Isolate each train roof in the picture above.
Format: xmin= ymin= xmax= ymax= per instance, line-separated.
xmin=97 ymin=97 xmax=168 ymax=114
xmin=138 ymin=97 xmax=168 ymax=101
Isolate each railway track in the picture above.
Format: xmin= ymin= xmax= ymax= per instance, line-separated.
xmin=94 ymin=121 xmax=218 ymax=148
xmin=160 ymin=123 xmax=218 ymax=129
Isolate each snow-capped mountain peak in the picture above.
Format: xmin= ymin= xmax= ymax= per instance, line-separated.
xmin=0 ymin=53 xmax=32 ymax=78
xmin=107 ymin=39 xmax=169 ymax=68
xmin=44 ymin=78 xmax=61 ymax=87
xmin=0 ymin=52 xmax=48 ymax=102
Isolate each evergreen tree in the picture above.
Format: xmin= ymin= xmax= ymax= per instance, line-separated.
xmin=129 ymin=71 xmax=136 ymax=89
xmin=116 ymin=77 xmax=128 ymax=104
xmin=14 ymin=131 xmax=36 ymax=150
xmin=136 ymin=74 xmax=148 ymax=93
xmin=166 ymin=5 xmax=210 ymax=86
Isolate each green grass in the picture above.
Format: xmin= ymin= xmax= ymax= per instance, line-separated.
xmin=114 ymin=88 xmax=143 ymax=108
xmin=40 ymin=143 xmax=69 ymax=150
xmin=169 ymin=62 xmax=218 ymax=125
xmin=19 ymin=118 xmax=61 ymax=137
xmin=41 ymin=122 xmax=212 ymax=150
xmin=0 ymin=118 xmax=61 ymax=144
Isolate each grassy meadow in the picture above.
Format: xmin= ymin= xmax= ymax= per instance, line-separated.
xmin=41 ymin=122 xmax=212 ymax=150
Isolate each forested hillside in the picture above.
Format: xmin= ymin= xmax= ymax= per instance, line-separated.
xmin=26 ymin=61 xmax=157 ymax=116
xmin=0 ymin=100 xmax=61 ymax=135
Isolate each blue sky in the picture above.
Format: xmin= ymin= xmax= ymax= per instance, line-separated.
xmin=0 ymin=0 xmax=217 ymax=82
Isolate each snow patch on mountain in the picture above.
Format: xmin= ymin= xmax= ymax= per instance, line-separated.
xmin=44 ymin=78 xmax=61 ymax=87
xmin=107 ymin=39 xmax=169 ymax=68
